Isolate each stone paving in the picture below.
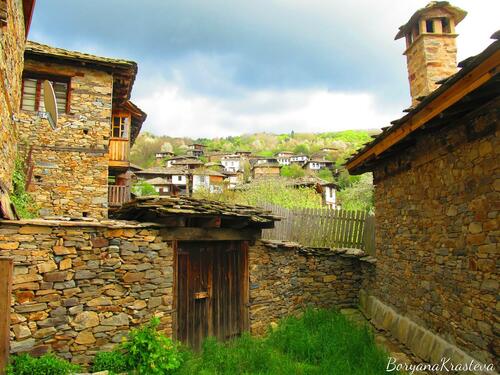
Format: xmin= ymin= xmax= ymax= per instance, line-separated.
xmin=340 ymin=308 xmax=428 ymax=375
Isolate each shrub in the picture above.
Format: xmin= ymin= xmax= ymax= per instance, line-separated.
xmin=122 ymin=317 xmax=182 ymax=374
xmin=11 ymin=157 xmax=37 ymax=218
xmin=91 ymin=349 xmax=129 ymax=374
xmin=6 ymin=353 xmax=80 ymax=375
xmin=280 ymin=164 xmax=305 ymax=178
xmin=131 ymin=180 xmax=158 ymax=196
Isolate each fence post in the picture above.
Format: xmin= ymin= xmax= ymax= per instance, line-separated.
xmin=0 ymin=257 xmax=13 ymax=375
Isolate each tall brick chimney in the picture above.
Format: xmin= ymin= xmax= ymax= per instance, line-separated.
xmin=396 ymin=1 xmax=467 ymax=106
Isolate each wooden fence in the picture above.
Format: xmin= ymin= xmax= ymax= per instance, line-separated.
xmin=0 ymin=258 xmax=13 ymax=375
xmin=260 ymin=203 xmax=375 ymax=254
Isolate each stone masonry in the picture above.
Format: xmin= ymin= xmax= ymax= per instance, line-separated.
xmin=17 ymin=60 xmax=114 ymax=218
xmin=0 ymin=220 xmax=173 ymax=366
xmin=369 ymin=99 xmax=499 ymax=367
xmin=248 ymin=240 xmax=375 ymax=336
xmin=1 ymin=222 xmax=375 ymax=366
xmin=0 ymin=0 xmax=27 ymax=190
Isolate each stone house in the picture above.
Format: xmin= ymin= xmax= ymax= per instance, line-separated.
xmin=17 ymin=41 xmax=146 ymax=219
xmin=0 ymin=0 xmax=35 ymax=214
xmin=251 ymin=162 xmax=281 ymax=179
xmin=221 ymin=155 xmax=243 ymax=173
xmin=347 ymin=1 xmax=499 ymax=368
xmin=134 ymin=167 xmax=189 ymax=197
xmin=191 ymin=168 xmax=225 ymax=193
xmin=187 ymin=143 xmax=206 ymax=158
xmin=154 ymin=151 xmax=174 ymax=161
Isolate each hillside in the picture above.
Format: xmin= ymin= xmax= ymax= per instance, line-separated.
xmin=130 ymin=130 xmax=379 ymax=168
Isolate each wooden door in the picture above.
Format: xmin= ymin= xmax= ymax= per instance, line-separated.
xmin=176 ymin=241 xmax=248 ymax=349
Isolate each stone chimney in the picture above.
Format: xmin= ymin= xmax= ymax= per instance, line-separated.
xmin=396 ymin=2 xmax=467 ymax=106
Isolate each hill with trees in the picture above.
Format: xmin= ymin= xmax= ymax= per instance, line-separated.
xmin=130 ymin=130 xmax=379 ymax=168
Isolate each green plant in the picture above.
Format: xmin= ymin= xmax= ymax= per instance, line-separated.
xmin=281 ymin=164 xmax=305 ymax=178
xmin=91 ymin=349 xmax=129 ymax=374
xmin=11 ymin=156 xmax=37 ymax=218
xmin=132 ymin=180 xmax=159 ymax=197
xmin=122 ymin=317 xmax=182 ymax=374
xmin=6 ymin=353 xmax=80 ymax=375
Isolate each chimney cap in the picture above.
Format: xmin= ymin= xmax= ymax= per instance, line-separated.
xmin=395 ymin=1 xmax=467 ymax=40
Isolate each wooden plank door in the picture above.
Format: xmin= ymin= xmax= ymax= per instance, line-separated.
xmin=176 ymin=241 xmax=248 ymax=349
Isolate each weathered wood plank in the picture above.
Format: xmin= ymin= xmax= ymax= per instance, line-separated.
xmin=0 ymin=258 xmax=13 ymax=375
xmin=161 ymin=227 xmax=260 ymax=241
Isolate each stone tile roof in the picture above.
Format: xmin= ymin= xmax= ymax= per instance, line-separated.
xmin=145 ymin=177 xmax=171 ymax=185
xmin=395 ymin=1 xmax=467 ymax=40
xmin=192 ymin=168 xmax=226 ymax=177
xmin=25 ymin=41 xmax=137 ymax=70
xmin=111 ymin=196 xmax=279 ymax=227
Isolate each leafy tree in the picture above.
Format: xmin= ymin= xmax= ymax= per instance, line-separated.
xmin=337 ymin=173 xmax=374 ymax=212
xmin=293 ymin=144 xmax=309 ymax=155
xmin=132 ymin=181 xmax=158 ymax=196
xmin=281 ymin=164 xmax=305 ymax=178
xmin=317 ymin=168 xmax=334 ymax=182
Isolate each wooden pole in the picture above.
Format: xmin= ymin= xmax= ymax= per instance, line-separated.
xmin=0 ymin=257 xmax=13 ymax=375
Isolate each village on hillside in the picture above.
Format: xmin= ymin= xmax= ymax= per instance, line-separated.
xmin=0 ymin=1 xmax=498 ymax=374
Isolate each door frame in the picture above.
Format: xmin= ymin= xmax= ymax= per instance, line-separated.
xmin=172 ymin=240 xmax=250 ymax=344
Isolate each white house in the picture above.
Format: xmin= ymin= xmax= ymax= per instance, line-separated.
xmin=221 ymin=156 xmax=242 ymax=172
xmin=322 ymin=183 xmax=337 ymax=208
xmin=304 ymin=159 xmax=334 ymax=171
xmin=276 ymin=157 xmax=291 ymax=165
xmin=290 ymin=154 xmax=309 ymax=165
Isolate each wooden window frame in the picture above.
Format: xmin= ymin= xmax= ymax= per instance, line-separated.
xmin=21 ymin=72 xmax=71 ymax=114
xmin=111 ymin=111 xmax=131 ymax=140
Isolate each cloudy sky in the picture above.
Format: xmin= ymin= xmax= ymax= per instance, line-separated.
xmin=30 ymin=1 xmax=498 ymax=138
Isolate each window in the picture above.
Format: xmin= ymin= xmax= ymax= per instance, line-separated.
xmin=441 ymin=18 xmax=451 ymax=33
xmin=177 ymin=176 xmax=182 ymax=182
xmin=426 ymin=19 xmax=434 ymax=33
xmin=21 ymin=74 xmax=70 ymax=113
xmin=111 ymin=113 xmax=130 ymax=139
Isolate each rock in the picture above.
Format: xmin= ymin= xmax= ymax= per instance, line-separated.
xmin=75 ymin=270 xmax=97 ymax=280
xmin=75 ymin=331 xmax=96 ymax=345
xmin=13 ymin=325 xmax=31 ymax=339
xmin=33 ymin=327 xmax=56 ymax=339
xmin=123 ymin=272 xmax=144 ymax=283
xmin=87 ymin=297 xmax=112 ymax=307
xmin=53 ymin=246 xmax=76 ymax=255
xmin=468 ymin=222 xmax=482 ymax=234
xmin=101 ymin=313 xmax=129 ymax=326
xmin=11 ymin=338 xmax=36 ymax=353
xmin=44 ymin=271 xmax=68 ymax=282
xmin=0 ymin=241 xmax=19 ymax=250
xmin=15 ymin=303 xmax=47 ymax=313
xmin=128 ymin=300 xmax=147 ymax=310
xmin=73 ymin=311 xmax=100 ymax=330
xmin=37 ymin=260 xmax=58 ymax=273
xmin=59 ymin=258 xmax=72 ymax=270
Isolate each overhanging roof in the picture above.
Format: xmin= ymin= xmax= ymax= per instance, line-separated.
xmin=346 ymin=37 xmax=500 ymax=175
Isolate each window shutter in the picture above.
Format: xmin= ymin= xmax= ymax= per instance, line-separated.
xmin=21 ymin=78 xmax=37 ymax=111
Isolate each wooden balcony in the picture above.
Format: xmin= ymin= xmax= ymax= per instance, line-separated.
xmin=109 ymin=138 xmax=130 ymax=168
xmin=108 ymin=185 xmax=131 ymax=207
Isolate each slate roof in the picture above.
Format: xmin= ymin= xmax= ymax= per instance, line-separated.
xmin=111 ymin=196 xmax=279 ymax=228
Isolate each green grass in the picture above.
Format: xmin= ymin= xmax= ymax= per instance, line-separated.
xmin=175 ymin=308 xmax=392 ymax=375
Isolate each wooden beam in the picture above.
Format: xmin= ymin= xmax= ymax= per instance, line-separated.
xmin=160 ymin=227 xmax=261 ymax=241
xmin=0 ymin=258 xmax=13 ymax=375
xmin=347 ymin=50 xmax=500 ymax=172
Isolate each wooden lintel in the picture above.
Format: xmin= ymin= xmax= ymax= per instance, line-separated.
xmin=160 ymin=227 xmax=261 ymax=241
xmin=347 ymin=49 xmax=500 ymax=172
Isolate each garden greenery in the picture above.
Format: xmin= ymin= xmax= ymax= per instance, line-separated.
xmin=6 ymin=353 xmax=80 ymax=375
xmin=10 ymin=157 xmax=37 ymax=218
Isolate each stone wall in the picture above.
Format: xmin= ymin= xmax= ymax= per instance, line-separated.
xmin=248 ymin=240 xmax=374 ymax=335
xmin=17 ymin=60 xmax=114 ymax=218
xmin=0 ymin=0 xmax=26 ymax=190
xmin=370 ymin=99 xmax=498 ymax=366
xmin=406 ymin=34 xmax=457 ymax=106
xmin=0 ymin=220 xmax=174 ymax=366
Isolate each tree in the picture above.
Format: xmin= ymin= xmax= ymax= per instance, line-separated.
xmin=317 ymin=168 xmax=334 ymax=182
xmin=281 ymin=164 xmax=305 ymax=178
xmin=293 ymin=144 xmax=309 ymax=155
